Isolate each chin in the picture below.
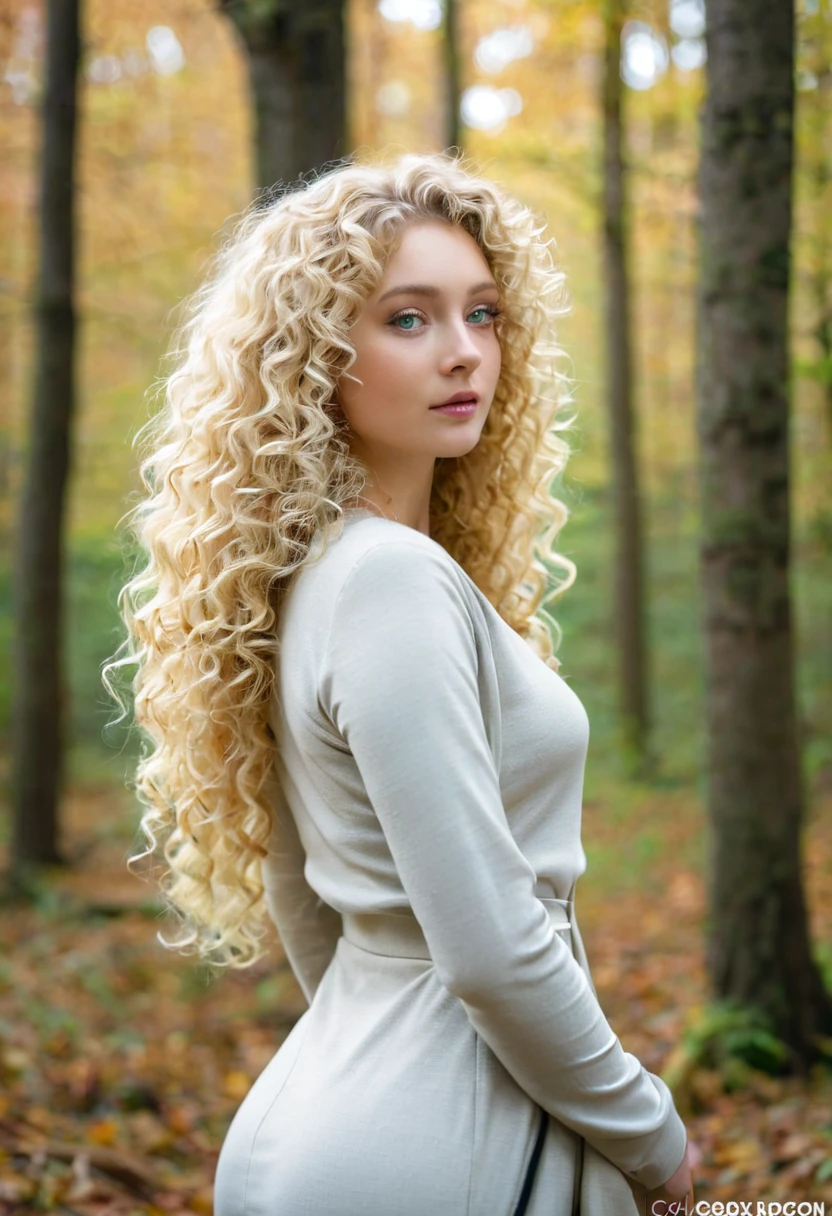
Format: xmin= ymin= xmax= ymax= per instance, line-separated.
xmin=438 ymin=430 xmax=484 ymax=458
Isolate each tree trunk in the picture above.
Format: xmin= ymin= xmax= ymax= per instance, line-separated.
xmin=805 ymin=63 xmax=832 ymax=446
xmin=697 ymin=0 xmax=832 ymax=1068
xmin=9 ymin=0 xmax=80 ymax=881
xmin=601 ymin=0 xmax=651 ymax=773
xmin=221 ymin=0 xmax=349 ymax=195
xmin=441 ymin=0 xmax=461 ymax=155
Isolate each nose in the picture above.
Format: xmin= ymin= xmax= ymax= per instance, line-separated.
xmin=440 ymin=319 xmax=484 ymax=370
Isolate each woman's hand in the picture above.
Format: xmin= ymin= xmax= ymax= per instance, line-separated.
xmin=645 ymin=1139 xmax=701 ymax=1212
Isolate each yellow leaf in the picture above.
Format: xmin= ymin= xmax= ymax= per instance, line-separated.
xmin=190 ymin=1187 xmax=215 ymax=1214
xmin=223 ymin=1071 xmax=252 ymax=1100
xmin=714 ymin=1138 xmax=763 ymax=1168
xmin=87 ymin=1118 xmax=118 ymax=1146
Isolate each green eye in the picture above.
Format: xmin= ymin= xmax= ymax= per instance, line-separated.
xmin=388 ymin=304 xmax=502 ymax=331
xmin=393 ymin=313 xmax=421 ymax=330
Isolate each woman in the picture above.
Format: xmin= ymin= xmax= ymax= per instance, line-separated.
xmin=104 ymin=150 xmax=697 ymax=1214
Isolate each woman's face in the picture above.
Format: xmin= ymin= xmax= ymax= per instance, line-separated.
xmin=334 ymin=219 xmax=502 ymax=470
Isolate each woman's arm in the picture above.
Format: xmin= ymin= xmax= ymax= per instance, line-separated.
xmin=261 ymin=772 xmax=343 ymax=1007
xmin=319 ymin=538 xmax=688 ymax=1193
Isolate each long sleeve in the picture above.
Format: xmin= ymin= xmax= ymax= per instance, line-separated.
xmin=261 ymin=767 xmax=343 ymax=1007
xmin=318 ymin=539 xmax=688 ymax=1193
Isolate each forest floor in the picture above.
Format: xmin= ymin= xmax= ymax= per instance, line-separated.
xmin=1 ymin=774 xmax=832 ymax=1216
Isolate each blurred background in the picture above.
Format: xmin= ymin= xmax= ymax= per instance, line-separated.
xmin=0 ymin=0 xmax=830 ymax=1211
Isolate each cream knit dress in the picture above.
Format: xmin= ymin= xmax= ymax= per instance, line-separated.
xmin=213 ymin=508 xmax=687 ymax=1216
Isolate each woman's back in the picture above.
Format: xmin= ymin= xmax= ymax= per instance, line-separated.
xmin=213 ymin=510 xmax=686 ymax=1216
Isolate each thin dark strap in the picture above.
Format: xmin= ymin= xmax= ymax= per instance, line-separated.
xmin=571 ymin=1133 xmax=585 ymax=1216
xmin=512 ymin=1105 xmax=549 ymax=1216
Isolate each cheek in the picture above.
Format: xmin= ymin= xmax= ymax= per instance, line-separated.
xmin=349 ymin=338 xmax=414 ymax=405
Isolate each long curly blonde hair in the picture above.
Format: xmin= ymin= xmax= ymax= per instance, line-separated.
xmin=102 ymin=149 xmax=579 ymax=971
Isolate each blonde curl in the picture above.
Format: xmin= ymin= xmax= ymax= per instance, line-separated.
xmin=102 ymin=148 xmax=579 ymax=971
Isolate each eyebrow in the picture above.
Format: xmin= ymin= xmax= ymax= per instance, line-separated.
xmin=377 ymin=279 xmax=500 ymax=304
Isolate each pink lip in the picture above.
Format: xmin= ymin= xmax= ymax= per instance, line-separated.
xmin=431 ymin=401 xmax=478 ymax=417
xmin=432 ymin=392 xmax=480 ymax=407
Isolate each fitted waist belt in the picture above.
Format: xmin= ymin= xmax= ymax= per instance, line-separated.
xmin=341 ymin=896 xmax=574 ymax=961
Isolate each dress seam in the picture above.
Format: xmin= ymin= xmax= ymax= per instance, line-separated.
xmin=243 ymin=1018 xmax=309 ymax=1214
xmin=466 ymin=1032 xmax=479 ymax=1216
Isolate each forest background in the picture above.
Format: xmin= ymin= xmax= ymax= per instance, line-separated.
xmin=0 ymin=0 xmax=831 ymax=1211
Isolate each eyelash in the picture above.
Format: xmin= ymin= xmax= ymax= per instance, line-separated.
xmin=388 ymin=304 xmax=503 ymax=331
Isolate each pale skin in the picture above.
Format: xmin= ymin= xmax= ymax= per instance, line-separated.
xmin=333 ymin=216 xmax=700 ymax=1207
xmin=647 ymin=1140 xmax=701 ymax=1211
xmin=334 ymin=217 xmax=502 ymax=536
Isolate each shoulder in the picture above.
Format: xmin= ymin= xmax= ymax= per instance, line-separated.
xmin=309 ymin=517 xmax=460 ymax=600
xmin=318 ymin=522 xmax=482 ymax=723
xmin=321 ymin=519 xmax=477 ymax=648
xmin=339 ymin=520 xmax=470 ymax=606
